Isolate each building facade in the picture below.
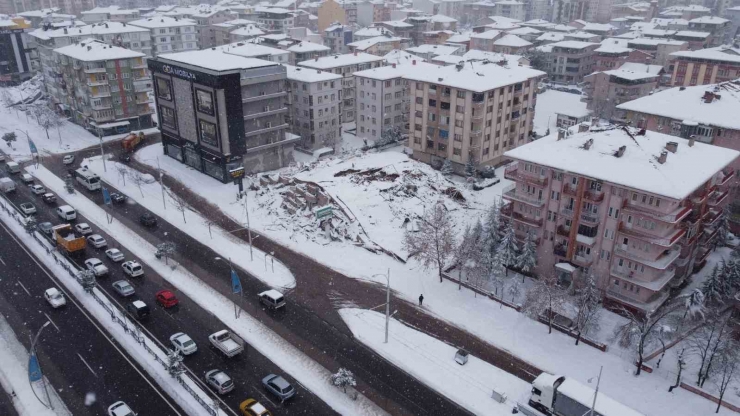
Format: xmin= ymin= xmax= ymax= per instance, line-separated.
xmin=669 ymin=46 xmax=740 ymax=86
xmin=0 ymin=17 xmax=34 ymax=84
xmin=582 ymin=67 xmax=659 ymax=120
xmin=285 ymin=65 xmax=342 ymax=150
xmin=149 ymin=49 xmax=298 ymax=182
xmin=129 ymin=16 xmax=198 ymax=57
xmin=544 ymin=40 xmax=598 ymax=83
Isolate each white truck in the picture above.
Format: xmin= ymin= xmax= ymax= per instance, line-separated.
xmin=209 ymin=330 xmax=244 ymax=357
xmin=524 ymin=373 xmax=644 ymax=416
xmin=0 ymin=177 xmax=15 ymax=193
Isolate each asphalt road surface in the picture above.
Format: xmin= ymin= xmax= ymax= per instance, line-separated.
xmin=2 ymin=171 xmax=338 ymax=416
xmin=0 ymin=220 xmax=185 ymax=416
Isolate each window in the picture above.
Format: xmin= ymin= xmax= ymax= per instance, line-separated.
xmin=456 ymin=105 xmax=464 ymax=112
xmin=429 ymin=99 xmax=437 ymax=107
xmin=415 ymin=97 xmax=423 ymax=104
xmin=457 ymin=90 xmax=465 ymax=98
xmin=156 ymin=78 xmax=172 ymax=101
xmin=160 ymin=106 xmax=176 ymax=129
xmin=195 ymin=89 xmax=214 ymax=115
xmin=438 ymin=143 xmax=447 ymax=151
xmin=551 ymin=191 xmax=560 ymax=201
xmin=453 ymin=148 xmax=461 ymax=155
xmin=455 ymin=120 xmax=463 ymax=127
xmin=199 ymin=120 xmax=218 ymax=147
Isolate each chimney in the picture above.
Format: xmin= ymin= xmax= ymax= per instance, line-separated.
xmin=658 ymin=150 xmax=668 ymax=164
xmin=557 ymin=128 xmax=566 ymax=141
xmin=616 ymin=145 xmax=626 ymax=158
xmin=578 ymin=123 xmax=589 ymax=133
xmin=689 ymin=135 xmax=695 ymax=147
xmin=412 ymin=60 xmax=416 ymax=65
xmin=666 ymin=141 xmax=678 ymax=153
xmin=583 ymin=138 xmax=593 ymax=149
xmin=63 ymin=27 xmax=67 ymax=34
xmin=315 ymin=56 xmax=318 ymax=61
xmin=703 ymin=90 xmax=714 ymax=103
xmin=354 ymin=50 xmax=358 ymax=56
xmin=87 ymin=45 xmax=91 ymax=51
xmin=392 ymin=63 xmax=396 ymax=68
xmin=591 ymin=117 xmax=598 ymax=127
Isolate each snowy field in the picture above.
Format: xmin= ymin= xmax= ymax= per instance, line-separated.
xmin=532 ymin=90 xmax=590 ymax=136
xmin=130 ymin=144 xmax=732 ymax=416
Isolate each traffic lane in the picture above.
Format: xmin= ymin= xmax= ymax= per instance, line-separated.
xmin=0 ymin=222 xmax=184 ymax=416
xmin=7 ymin=177 xmax=338 ymax=416
xmin=43 ymin=155 xmax=468 ymax=415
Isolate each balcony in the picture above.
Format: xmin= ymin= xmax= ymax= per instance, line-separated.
xmin=707 ymin=190 xmax=729 ymax=207
xmin=134 ymin=83 xmax=150 ymax=92
xmin=561 ymin=207 xmax=574 ymax=218
xmin=87 ymin=79 xmax=108 ymax=87
xmin=618 ymin=224 xmax=686 ymax=247
xmin=91 ymin=90 xmax=111 ymax=98
xmin=136 ymin=97 xmax=150 ymax=105
xmin=504 ymin=165 xmax=549 ymax=187
xmin=556 ymin=225 xmax=570 ymax=237
xmin=243 ymin=107 xmax=289 ymax=120
xmin=91 ymin=102 xmax=112 ymax=110
xmin=554 ymin=244 xmax=567 ymax=257
xmin=243 ymin=123 xmax=289 ymax=137
xmin=573 ymin=253 xmax=593 ymax=266
xmin=584 ymin=189 xmax=604 ymax=203
xmin=615 ymin=246 xmax=680 ymax=269
xmin=697 ymin=246 xmax=712 ymax=263
xmin=610 ymin=266 xmax=676 ymax=292
xmin=242 ymin=91 xmax=288 ymax=103
xmin=84 ymin=66 xmax=106 ymax=74
xmin=703 ymin=209 xmax=721 ymax=227
xmin=511 ymin=211 xmax=543 ymax=227
xmin=605 ymin=288 xmax=671 ymax=313
xmin=622 ymin=202 xmax=691 ymax=224
xmin=502 ymin=187 xmax=545 ymax=207
xmin=580 ymin=212 xmax=599 ymax=225
xmin=718 ymin=169 xmax=734 ymax=186
xmin=563 ymin=183 xmax=578 ymax=197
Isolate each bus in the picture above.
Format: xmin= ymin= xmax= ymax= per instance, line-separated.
xmin=74 ymin=168 xmax=101 ymax=191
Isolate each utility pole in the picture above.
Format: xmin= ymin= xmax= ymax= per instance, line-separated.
xmin=243 ymin=191 xmax=253 ymax=261
xmin=157 ymin=157 xmax=166 ymax=210
xmin=29 ymin=321 xmax=52 ymax=409
xmin=385 ymin=268 xmax=390 ymax=344
xmin=98 ymin=130 xmax=106 ymax=172
xmin=589 ymin=366 xmax=603 ymax=416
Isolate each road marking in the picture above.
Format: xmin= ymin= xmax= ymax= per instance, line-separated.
xmin=0 ymin=221 xmax=183 ymax=416
xmin=17 ymin=280 xmax=31 ymax=296
xmin=0 ymin=256 xmax=6 ymax=266
xmin=257 ymin=390 xmax=277 ymax=407
xmin=76 ymin=353 xmax=98 ymax=378
xmin=43 ymin=313 xmax=60 ymax=332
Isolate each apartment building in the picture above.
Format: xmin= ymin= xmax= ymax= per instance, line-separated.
xmin=49 ymin=39 xmax=153 ymax=135
xmin=285 ymin=65 xmax=342 ymax=150
xmin=688 ymin=16 xmax=730 ymax=46
xmin=81 ymin=6 xmax=140 ymax=24
xmin=503 ymin=127 xmax=738 ymax=313
xmin=376 ymin=20 xmax=413 ymax=38
xmin=317 ymin=0 xmax=357 ymax=32
xmin=544 ymin=41 xmax=598 ymax=83
xmin=210 ymin=20 xmax=258 ymax=46
xmin=347 ymin=35 xmax=404 ymax=55
xmin=405 ymin=61 xmax=545 ymax=172
xmin=6 ymin=0 xmax=95 ymax=16
xmin=470 ymin=30 xmax=503 ymax=52
xmin=129 ymin=16 xmax=198 ymax=57
xmin=255 ymin=7 xmax=296 ymax=33
xmin=16 ymin=8 xmax=76 ymax=28
xmin=149 ymin=48 xmax=298 ymax=181
xmin=223 ymin=41 xmax=290 ymax=65
xmin=228 ymin=24 xmax=265 ymax=43
xmin=354 ymin=61 xmax=435 ymax=141
xmin=625 ymin=38 xmax=687 ymax=69
xmin=323 ymin=23 xmax=353 ymax=54
xmin=356 ymin=0 xmax=386 ymax=27
xmin=176 ymin=7 xmax=233 ymax=49
xmin=669 ymin=45 xmax=740 ymax=86
xmin=297 ymin=52 xmax=385 ymax=123
xmin=287 ymin=41 xmax=330 ymax=65
xmin=582 ymin=65 xmax=659 ymax=120
xmin=616 ymin=80 xmax=740 ymax=174
xmin=492 ymin=34 xmax=532 ymax=54
xmin=592 ymin=42 xmax=653 ymax=72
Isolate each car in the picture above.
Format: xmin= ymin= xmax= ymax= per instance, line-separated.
xmin=62 ymin=155 xmax=75 ymax=165
xmin=155 ymin=289 xmax=178 ymax=308
xmin=38 ymin=222 xmax=53 ymax=236
xmin=105 ymin=248 xmax=125 ymax=262
xmin=87 ymin=234 xmax=107 ymax=248
xmin=170 ymin=332 xmax=197 ymax=355
xmin=111 ymin=193 xmax=126 ymax=204
xmin=205 ymin=369 xmax=234 ymax=395
xmin=239 ymin=399 xmax=272 ymax=416
xmin=125 ymin=300 xmax=150 ymax=320
xmin=30 ymin=184 xmax=45 ymax=195
xmin=74 ymin=223 xmax=93 ymax=235
xmin=20 ymin=173 xmax=33 ymax=184
xmin=44 ymin=288 xmax=66 ymax=308
xmin=107 ymin=401 xmax=135 ymax=416
xmin=258 ymin=290 xmax=285 ymax=310
xmin=19 ymin=202 xmax=36 ymax=215
xmin=261 ymin=374 xmax=296 ymax=402
xmin=41 ymin=193 xmax=56 ymax=204
xmin=112 ymin=280 xmax=135 ymax=297
xmin=84 ymin=258 xmax=108 ymax=276
xmin=139 ymin=212 xmax=157 ymax=227
xmin=122 ymin=260 xmax=143 ymax=277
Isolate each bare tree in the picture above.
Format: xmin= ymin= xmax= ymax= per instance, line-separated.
xmin=572 ymin=274 xmax=601 ymax=346
xmin=166 ymin=188 xmax=189 ymax=224
xmin=613 ymin=302 xmax=682 ymax=376
xmin=403 ymin=202 xmax=455 ymax=282
xmin=524 ymin=274 xmax=567 ymax=334
xmin=669 ymin=348 xmax=686 ymax=392
xmin=156 ymin=241 xmax=176 ymax=265
xmin=0 ymin=89 xmax=14 ymax=110
xmin=130 ymin=171 xmax=147 ymax=198
xmin=116 ymin=164 xmax=128 ymax=186
xmin=32 ymin=104 xmax=57 ymax=140
xmin=203 ymin=216 xmax=217 ymax=239
xmin=686 ymin=311 xmax=731 ymax=387
xmin=453 ymin=223 xmax=475 ymax=290
xmin=710 ymin=341 xmax=739 ymax=413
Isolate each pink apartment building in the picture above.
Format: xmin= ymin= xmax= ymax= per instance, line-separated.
xmin=503 ymin=127 xmax=738 ymax=313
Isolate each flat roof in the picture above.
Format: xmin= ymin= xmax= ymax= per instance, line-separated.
xmin=158 ymin=48 xmax=277 ymax=72
xmin=355 ymin=61 xmax=437 ymax=80
xmin=285 ymin=64 xmax=341 ymax=82
xmin=54 ymin=38 xmax=144 ymax=61
xmin=129 ymin=16 xmax=196 ymax=28
xmin=297 ymin=52 xmax=384 ymax=69
xmin=404 ymin=59 xmax=544 ymax=93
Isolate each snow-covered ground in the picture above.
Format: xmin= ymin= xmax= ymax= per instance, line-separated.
xmin=81 ymin=156 xmax=295 ymax=290
xmin=532 ymin=90 xmax=590 ymax=136
xmin=340 ymin=308 xmax=531 ymax=416
xmin=27 ymin=165 xmax=386 ymax=416
xmin=0 ymin=312 xmax=71 ymax=416
xmin=131 ymin=144 xmax=732 ymax=416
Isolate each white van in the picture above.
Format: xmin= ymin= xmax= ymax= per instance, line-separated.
xmin=6 ymin=161 xmax=20 ymax=174
xmin=56 ymin=205 xmax=77 ymax=221
xmin=0 ymin=177 xmax=15 ymax=193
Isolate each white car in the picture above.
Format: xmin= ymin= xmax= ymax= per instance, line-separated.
xmin=74 ymin=223 xmax=93 ymax=235
xmin=19 ymin=202 xmax=36 ymax=215
xmin=170 ymin=332 xmax=197 ymax=355
xmin=44 ymin=288 xmax=66 ymax=308
xmin=62 ymin=155 xmax=75 ymax=165
xmin=122 ymin=260 xmax=143 ymax=277
xmin=107 ymin=401 xmax=134 ymax=416
xmin=87 ymin=234 xmax=107 ymax=248
xmin=30 ymin=184 xmax=46 ymax=195
xmin=21 ymin=173 xmax=33 ymax=184
xmin=105 ymin=248 xmax=125 ymax=262
xmin=112 ymin=280 xmax=135 ymax=297
xmin=85 ymin=258 xmax=108 ymax=276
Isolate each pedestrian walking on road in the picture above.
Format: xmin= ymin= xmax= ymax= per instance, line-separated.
xmin=419 ymin=294 xmax=424 ymax=306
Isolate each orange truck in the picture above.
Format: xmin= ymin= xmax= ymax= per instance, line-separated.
xmin=121 ymin=132 xmax=144 ymax=152
xmin=52 ymin=224 xmax=86 ymax=254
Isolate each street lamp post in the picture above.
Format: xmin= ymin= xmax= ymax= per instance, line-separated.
xmin=98 ymin=130 xmax=106 ymax=172
xmin=28 ymin=321 xmax=53 ymax=409
xmin=373 ymin=269 xmax=391 ymax=343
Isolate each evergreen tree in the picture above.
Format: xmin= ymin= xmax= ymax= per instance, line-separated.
xmin=464 ymin=158 xmax=476 ymax=178
xmin=516 ymin=231 xmax=537 ymax=280
xmin=440 ymin=159 xmax=453 ymax=176
xmin=702 ymin=264 xmax=724 ymax=306
xmin=573 ymin=274 xmax=601 ymax=345
xmin=482 ymin=200 xmax=502 ymax=257
xmin=494 ymin=221 xmax=519 ymax=276
xmin=715 ymin=206 xmax=731 ymax=248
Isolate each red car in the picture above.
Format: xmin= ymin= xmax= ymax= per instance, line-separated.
xmin=156 ymin=290 xmax=179 ymax=308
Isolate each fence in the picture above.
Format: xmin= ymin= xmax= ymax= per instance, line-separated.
xmin=0 ymin=195 xmax=220 ymax=416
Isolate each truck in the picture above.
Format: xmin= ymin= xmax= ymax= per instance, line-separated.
xmin=0 ymin=177 xmax=15 ymax=193
xmin=209 ymin=330 xmax=244 ymax=357
xmin=527 ymin=373 xmax=644 ymax=416
xmin=51 ymin=224 xmax=86 ymax=255
xmin=121 ymin=132 xmax=144 ymax=153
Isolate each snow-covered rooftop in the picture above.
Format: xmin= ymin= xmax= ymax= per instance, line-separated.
xmin=284 ymin=64 xmax=341 ymax=83
xmin=507 ymin=26 xmax=542 ymax=35
xmin=29 ymin=21 xmax=148 ymax=40
xmin=354 ymin=61 xmax=437 ymax=80
xmin=220 ymin=41 xmax=288 ymax=59
xmin=548 ymin=40 xmax=598 ymax=49
xmin=129 ymin=16 xmax=196 ymax=28
xmin=619 ymin=62 xmax=662 ymax=75
xmin=404 ymin=59 xmax=544 ymax=93
xmin=536 ymin=32 xmax=565 ymax=42
xmin=383 ymin=49 xmax=420 ymax=65
xmin=158 ymin=48 xmax=277 ymax=72
xmin=287 ymin=41 xmax=329 ymax=52
xmin=434 ymin=50 xmax=525 ymax=67
xmin=406 ymin=44 xmax=461 ymax=56
xmin=484 ymin=21 xmax=520 ymax=30
xmin=505 ymin=126 xmax=738 ymax=200
xmin=488 ymin=16 xmax=521 ymax=24
xmin=430 ymin=14 xmax=457 ymax=23
xmin=670 ymin=45 xmax=740 ymax=63
xmin=689 ymin=16 xmax=728 ymax=24
xmin=471 ymin=29 xmax=502 ymax=40
xmin=354 ymin=27 xmax=387 ymax=37
xmin=616 ymin=80 xmax=740 ymax=131
xmin=347 ymin=36 xmax=403 ymax=50
xmin=673 ymin=30 xmax=709 ymax=38
xmin=600 ymin=67 xmax=659 ymax=81
xmin=229 ymin=25 xmax=265 ymax=37
xmin=582 ymin=23 xmax=615 ymax=32
xmin=379 ymin=20 xmax=413 ymax=28
xmin=493 ymin=34 xmax=531 ymax=47
xmin=446 ymin=32 xmax=472 ymax=43
xmin=54 ymin=38 xmax=144 ymax=61
xmin=297 ymin=52 xmax=384 ymax=69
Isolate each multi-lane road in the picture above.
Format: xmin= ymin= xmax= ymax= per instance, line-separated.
xmin=1 ymin=168 xmax=338 ymax=415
